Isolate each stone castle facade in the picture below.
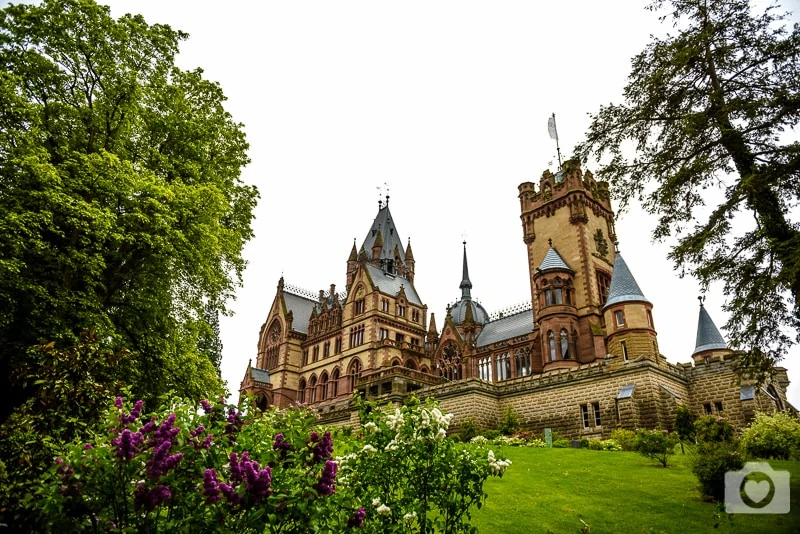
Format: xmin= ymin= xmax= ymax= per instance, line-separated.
xmin=240 ymin=159 xmax=793 ymax=437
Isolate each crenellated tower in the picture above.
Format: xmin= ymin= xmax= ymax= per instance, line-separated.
xmin=518 ymin=158 xmax=617 ymax=362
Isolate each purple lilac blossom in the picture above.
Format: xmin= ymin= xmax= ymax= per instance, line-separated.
xmin=121 ymin=400 xmax=144 ymax=425
xmin=312 ymin=431 xmax=334 ymax=462
xmin=200 ymin=399 xmax=213 ymax=414
xmin=314 ymin=460 xmax=337 ymax=495
xmin=111 ymin=429 xmax=143 ymax=460
xmin=348 ymin=507 xmax=367 ymax=528
xmin=133 ymin=484 xmax=172 ymax=511
xmin=202 ymin=469 xmax=222 ymax=504
xmin=114 ymin=396 xmax=123 ymax=409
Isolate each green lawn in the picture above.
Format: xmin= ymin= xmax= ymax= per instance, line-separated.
xmin=471 ymin=447 xmax=800 ymax=534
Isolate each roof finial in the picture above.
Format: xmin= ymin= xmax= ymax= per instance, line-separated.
xmin=548 ymin=238 xmax=553 ymax=247
xmin=377 ymin=186 xmax=382 ymax=210
xmin=613 ymin=239 xmax=620 ymax=253
xmin=698 ymin=295 xmax=705 ymax=307
xmin=384 ymin=181 xmax=390 ymax=206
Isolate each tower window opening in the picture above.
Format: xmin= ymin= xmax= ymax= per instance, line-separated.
xmin=560 ymin=329 xmax=570 ymax=359
xmin=597 ymin=271 xmax=611 ymax=306
xmin=621 ymin=340 xmax=629 ymax=361
xmin=548 ymin=331 xmax=557 ymax=361
xmin=614 ymin=310 xmax=625 ymax=327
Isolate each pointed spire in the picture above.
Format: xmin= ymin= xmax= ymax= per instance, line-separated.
xmin=604 ymin=252 xmax=650 ymax=308
xmin=348 ymin=240 xmax=358 ymax=261
xmin=464 ymin=298 xmax=475 ymax=324
xmin=405 ymin=239 xmax=414 ymax=261
xmin=693 ymin=299 xmax=728 ymax=355
xmin=460 ymin=241 xmax=472 ymax=300
xmin=358 ymin=246 xmax=367 ymax=263
xmin=428 ymin=312 xmax=437 ymax=333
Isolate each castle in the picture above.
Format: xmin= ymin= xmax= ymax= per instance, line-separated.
xmin=240 ymin=159 xmax=793 ymax=437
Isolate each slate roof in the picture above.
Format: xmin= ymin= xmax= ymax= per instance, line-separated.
xmin=475 ymin=309 xmax=535 ymax=347
xmin=282 ymin=292 xmax=318 ymax=334
xmin=361 ymin=204 xmax=406 ymax=262
xmin=250 ymin=367 xmax=270 ymax=384
xmin=539 ymin=247 xmax=571 ymax=271
xmin=365 ymin=263 xmax=422 ymax=305
xmin=450 ymin=300 xmax=490 ymax=325
xmin=604 ymin=252 xmax=650 ymax=308
xmin=693 ymin=305 xmax=727 ymax=354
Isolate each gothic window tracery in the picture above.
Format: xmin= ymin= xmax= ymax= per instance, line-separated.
xmin=548 ymin=331 xmax=556 ymax=361
xmin=438 ymin=341 xmax=462 ymax=381
xmin=266 ymin=321 xmax=281 ymax=369
xmin=560 ymin=329 xmax=570 ymax=359
xmin=515 ymin=348 xmax=531 ymax=376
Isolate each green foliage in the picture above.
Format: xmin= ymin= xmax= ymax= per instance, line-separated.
xmin=695 ymin=416 xmax=736 ymax=444
xmin=634 ymin=429 xmax=678 ymax=467
xmin=691 ymin=416 xmax=744 ymax=501
xmin=0 ymin=0 xmax=257 ymax=417
xmin=458 ymin=418 xmax=480 ymax=443
xmin=740 ymin=412 xmax=800 ymax=460
xmin=608 ymin=429 xmax=638 ymax=451
xmin=577 ymin=0 xmax=800 ymax=378
xmin=349 ymin=397 xmax=510 ymax=533
xmin=497 ymin=406 xmax=521 ymax=436
xmin=33 ymin=395 xmax=345 ymax=532
xmin=674 ymin=405 xmax=696 ymax=442
xmin=587 ymin=439 xmax=622 ymax=451
xmin=692 ymin=442 xmax=745 ymax=502
xmin=552 ymin=439 xmax=570 ymax=449
xmin=0 ymin=331 xmax=135 ymax=526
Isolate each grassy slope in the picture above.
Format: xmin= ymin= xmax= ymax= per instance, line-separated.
xmin=471 ymin=447 xmax=800 ymax=534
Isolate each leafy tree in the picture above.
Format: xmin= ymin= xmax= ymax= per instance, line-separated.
xmin=577 ymin=0 xmax=800 ymax=381
xmin=634 ymin=429 xmax=678 ymax=467
xmin=674 ymin=403 xmax=697 ymax=453
xmin=0 ymin=0 xmax=258 ymax=419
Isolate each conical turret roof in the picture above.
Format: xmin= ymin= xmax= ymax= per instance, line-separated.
xmin=604 ymin=252 xmax=650 ymax=308
xmin=693 ymin=303 xmax=728 ymax=354
xmin=539 ymin=246 xmax=571 ymax=271
xmin=361 ymin=203 xmax=405 ymax=263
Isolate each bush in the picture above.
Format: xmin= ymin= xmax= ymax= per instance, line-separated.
xmin=609 ymin=429 xmax=637 ymax=451
xmin=695 ymin=416 xmax=735 ymax=444
xmin=553 ymin=439 xmax=570 ymax=449
xmin=498 ymin=407 xmax=521 ymax=436
xmin=588 ymin=439 xmax=622 ymax=451
xmin=634 ymin=429 xmax=678 ymax=467
xmin=458 ymin=418 xmax=480 ymax=443
xmin=692 ymin=442 xmax=744 ymax=501
xmin=740 ymin=412 xmax=800 ymax=460
xmin=674 ymin=404 xmax=696 ymax=443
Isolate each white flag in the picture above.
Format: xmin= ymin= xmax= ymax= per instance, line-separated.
xmin=547 ymin=115 xmax=558 ymax=140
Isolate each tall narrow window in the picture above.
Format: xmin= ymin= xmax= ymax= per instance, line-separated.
xmin=548 ymin=331 xmax=557 ymax=361
xmin=355 ymin=299 xmax=365 ymax=315
xmin=397 ymin=304 xmax=406 ymax=317
xmin=597 ymin=271 xmax=611 ymax=306
xmin=349 ymin=359 xmax=362 ymax=392
xmin=615 ymin=310 xmax=625 ymax=326
xmin=312 ymin=346 xmax=319 ymax=363
xmin=496 ymin=352 xmax=511 ymax=381
xmin=592 ymin=402 xmax=601 ymax=426
xmin=479 ymin=357 xmax=492 ymax=381
xmin=323 ymin=341 xmax=330 ymax=358
xmin=714 ymin=401 xmax=724 ymax=413
xmin=380 ymin=328 xmax=389 ymax=340
xmin=581 ymin=404 xmax=590 ymax=428
xmin=560 ymin=329 xmax=569 ymax=359
xmin=621 ymin=340 xmax=629 ymax=361
xmin=515 ymin=348 xmax=531 ymax=377
xmin=331 ymin=369 xmax=339 ymax=398
xmin=544 ymin=288 xmax=553 ymax=306
xmin=320 ymin=372 xmax=328 ymax=401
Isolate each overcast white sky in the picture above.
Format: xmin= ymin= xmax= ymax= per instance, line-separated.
xmin=98 ymin=0 xmax=799 ymax=406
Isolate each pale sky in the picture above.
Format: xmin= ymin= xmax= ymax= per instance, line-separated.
xmin=89 ymin=0 xmax=798 ymax=407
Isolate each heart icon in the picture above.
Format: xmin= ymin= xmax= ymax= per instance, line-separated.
xmin=743 ymin=479 xmax=771 ymax=504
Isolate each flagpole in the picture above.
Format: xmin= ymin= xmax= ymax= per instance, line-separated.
xmin=550 ymin=113 xmax=563 ymax=170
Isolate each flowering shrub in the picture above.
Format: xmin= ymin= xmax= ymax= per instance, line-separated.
xmin=587 ymin=439 xmax=622 ymax=451
xmin=339 ymin=395 xmax=510 ymax=533
xmin=740 ymin=411 xmax=800 ymax=460
xmin=34 ymin=395 xmax=347 ymax=532
xmin=608 ymin=429 xmax=637 ymax=451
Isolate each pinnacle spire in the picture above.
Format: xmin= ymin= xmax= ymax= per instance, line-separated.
xmin=460 ymin=241 xmax=472 ymax=300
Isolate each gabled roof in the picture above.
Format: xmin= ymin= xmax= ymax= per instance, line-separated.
xmin=693 ymin=304 xmax=727 ymax=354
xmin=361 ymin=204 xmax=406 ymax=262
xmin=475 ymin=309 xmax=535 ymax=347
xmin=250 ymin=367 xmax=271 ymax=384
xmin=282 ymin=292 xmax=317 ymax=334
xmin=364 ymin=263 xmax=422 ymax=305
xmin=539 ymin=246 xmax=571 ymax=271
xmin=604 ymin=252 xmax=650 ymax=308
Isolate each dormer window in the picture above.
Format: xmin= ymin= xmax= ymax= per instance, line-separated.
xmin=397 ymin=304 xmax=406 ymax=318
xmin=355 ymin=299 xmax=365 ymax=315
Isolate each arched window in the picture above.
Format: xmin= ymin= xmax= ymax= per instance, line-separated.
xmin=320 ymin=372 xmax=329 ymax=401
xmin=552 ymin=279 xmax=564 ymax=305
xmin=298 ymin=378 xmax=306 ymax=404
xmin=560 ymin=329 xmax=570 ymax=359
xmin=548 ymin=331 xmax=557 ymax=361
xmin=420 ymin=365 xmax=429 ymax=374
xmin=309 ymin=375 xmax=317 ymax=404
xmin=331 ymin=368 xmax=339 ymax=398
xmin=515 ymin=348 xmax=531 ymax=377
xmin=256 ymin=394 xmax=268 ymax=411
xmin=391 ymin=359 xmax=401 ymax=367
xmin=348 ymin=359 xmax=362 ymax=392
xmin=405 ymin=359 xmax=417 ymax=370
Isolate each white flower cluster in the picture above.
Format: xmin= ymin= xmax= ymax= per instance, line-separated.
xmin=363 ymin=421 xmax=380 ymax=433
xmin=403 ymin=511 xmax=417 ymax=523
xmin=386 ymin=408 xmax=405 ymax=431
xmin=486 ymin=449 xmax=512 ymax=473
xmin=470 ymin=436 xmax=489 ymax=445
xmin=361 ymin=444 xmax=378 ymax=454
